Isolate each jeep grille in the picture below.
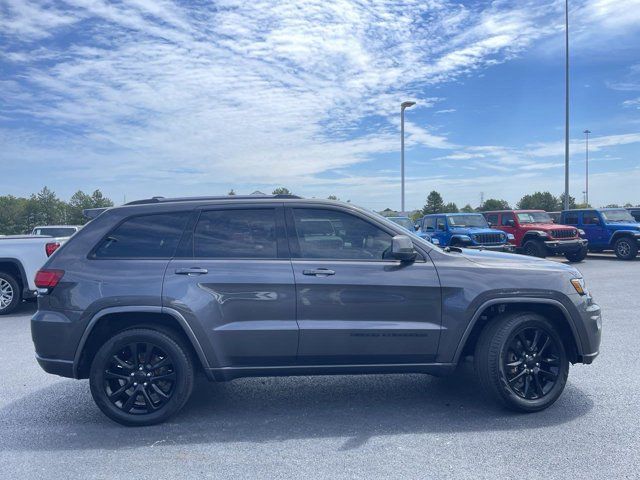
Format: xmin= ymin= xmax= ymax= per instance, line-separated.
xmin=472 ymin=233 xmax=504 ymax=245
xmin=551 ymin=229 xmax=577 ymax=239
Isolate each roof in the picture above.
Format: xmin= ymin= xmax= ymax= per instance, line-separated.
xmin=124 ymin=194 xmax=301 ymax=205
xmin=424 ymin=212 xmax=483 ymax=216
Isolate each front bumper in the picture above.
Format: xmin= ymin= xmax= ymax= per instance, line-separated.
xmin=545 ymin=238 xmax=588 ymax=253
xmin=465 ymin=244 xmax=515 ymax=252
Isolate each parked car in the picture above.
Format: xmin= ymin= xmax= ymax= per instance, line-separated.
xmin=483 ymin=210 xmax=588 ymax=262
xmin=32 ymin=195 xmax=601 ymax=425
xmin=31 ymin=225 xmax=82 ymax=237
xmin=417 ymin=213 xmax=514 ymax=251
xmin=627 ymin=207 xmax=640 ymax=222
xmin=0 ymin=235 xmax=64 ymax=314
xmin=548 ymin=211 xmax=561 ymax=223
xmin=383 ymin=216 xmax=439 ymax=245
xmin=560 ymin=208 xmax=640 ymax=260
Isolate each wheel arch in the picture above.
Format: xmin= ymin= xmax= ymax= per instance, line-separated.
xmin=455 ymin=298 xmax=581 ymax=365
xmin=522 ymin=231 xmax=545 ymax=243
xmin=73 ymin=306 xmax=211 ymax=379
xmin=0 ymin=258 xmax=27 ymax=294
xmin=610 ymin=230 xmax=637 ymax=244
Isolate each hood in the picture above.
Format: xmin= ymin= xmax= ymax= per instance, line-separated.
xmin=607 ymin=222 xmax=640 ymax=230
xmin=522 ymin=223 xmax=572 ymax=231
xmin=457 ymin=248 xmax=581 ymax=275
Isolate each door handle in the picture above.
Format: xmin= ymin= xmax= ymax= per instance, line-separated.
xmin=175 ymin=267 xmax=208 ymax=275
xmin=303 ymin=268 xmax=335 ymax=276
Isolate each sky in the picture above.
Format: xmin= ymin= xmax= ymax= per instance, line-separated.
xmin=1 ymin=0 xmax=639 ymax=211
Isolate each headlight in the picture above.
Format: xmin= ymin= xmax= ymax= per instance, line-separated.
xmin=578 ymin=229 xmax=585 ymax=236
xmin=570 ymin=277 xmax=587 ymax=295
xmin=506 ymin=233 xmax=515 ymax=240
xmin=431 ymin=238 xmax=440 ymax=245
xmin=458 ymin=235 xmax=472 ymax=242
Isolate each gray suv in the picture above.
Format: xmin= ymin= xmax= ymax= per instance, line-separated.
xmin=31 ymin=195 xmax=601 ymax=425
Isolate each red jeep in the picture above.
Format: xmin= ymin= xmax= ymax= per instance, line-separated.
xmin=483 ymin=210 xmax=588 ymax=262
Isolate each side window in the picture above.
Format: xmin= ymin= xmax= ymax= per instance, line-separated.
xmin=194 ymin=209 xmax=277 ymax=258
xmin=291 ymin=208 xmax=392 ymax=260
xmin=583 ymin=212 xmax=600 ymax=225
xmin=501 ymin=212 xmax=515 ymax=226
xmin=564 ymin=212 xmax=579 ymax=225
xmin=94 ymin=212 xmax=188 ymax=258
xmin=485 ymin=213 xmax=498 ymax=226
xmin=424 ymin=217 xmax=436 ymax=231
xmin=436 ymin=217 xmax=446 ymax=231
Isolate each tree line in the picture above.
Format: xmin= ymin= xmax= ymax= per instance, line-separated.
xmin=0 ymin=187 xmax=113 ymax=235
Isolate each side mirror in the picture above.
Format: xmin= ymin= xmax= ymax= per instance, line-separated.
xmin=506 ymin=219 xmax=515 ymax=227
xmin=487 ymin=222 xmax=493 ymax=227
xmin=414 ymin=224 xmax=420 ymax=231
xmin=391 ymin=235 xmax=417 ymax=262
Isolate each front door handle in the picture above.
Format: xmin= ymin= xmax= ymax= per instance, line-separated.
xmin=175 ymin=267 xmax=208 ymax=275
xmin=303 ymin=268 xmax=335 ymax=276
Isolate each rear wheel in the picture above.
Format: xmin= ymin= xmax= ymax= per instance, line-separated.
xmin=564 ymin=246 xmax=588 ymax=263
xmin=614 ymin=237 xmax=638 ymax=260
xmin=474 ymin=312 xmax=569 ymax=412
xmin=89 ymin=328 xmax=194 ymax=426
xmin=0 ymin=272 xmax=21 ymax=315
xmin=522 ymin=239 xmax=546 ymax=258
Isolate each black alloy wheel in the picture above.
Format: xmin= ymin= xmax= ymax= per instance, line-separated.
xmin=90 ymin=328 xmax=194 ymax=426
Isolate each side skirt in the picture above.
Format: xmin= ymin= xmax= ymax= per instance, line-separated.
xmin=207 ymin=362 xmax=457 ymax=381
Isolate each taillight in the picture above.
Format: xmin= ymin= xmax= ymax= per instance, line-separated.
xmin=45 ymin=242 xmax=61 ymax=257
xmin=35 ymin=269 xmax=65 ymax=289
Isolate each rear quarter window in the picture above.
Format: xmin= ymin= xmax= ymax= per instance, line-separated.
xmin=93 ymin=212 xmax=189 ymax=258
xmin=564 ymin=213 xmax=579 ymax=225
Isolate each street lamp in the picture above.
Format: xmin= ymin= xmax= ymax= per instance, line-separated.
xmin=563 ymin=0 xmax=570 ymax=210
xmin=400 ymin=101 xmax=416 ymax=214
xmin=584 ymin=129 xmax=591 ymax=206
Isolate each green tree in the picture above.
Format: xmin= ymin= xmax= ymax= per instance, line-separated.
xmin=478 ymin=198 xmax=510 ymax=211
xmin=460 ymin=204 xmax=475 ymax=213
xmin=327 ymin=195 xmax=338 ymax=200
xmin=442 ymin=202 xmax=459 ymax=213
xmin=23 ymin=187 xmax=67 ymax=230
xmin=228 ymin=189 xmax=236 ymax=195
xmin=272 ymin=187 xmax=291 ymax=195
xmin=517 ymin=191 xmax=559 ymax=211
xmin=558 ymin=193 xmax=576 ymax=210
xmin=0 ymin=195 xmax=29 ymax=235
xmin=422 ymin=191 xmax=444 ymax=214
xmin=66 ymin=189 xmax=114 ymax=224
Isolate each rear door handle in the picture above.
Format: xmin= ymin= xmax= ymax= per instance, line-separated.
xmin=175 ymin=267 xmax=208 ymax=275
xmin=303 ymin=268 xmax=335 ymax=276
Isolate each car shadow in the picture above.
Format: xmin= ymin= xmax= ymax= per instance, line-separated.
xmin=0 ymin=363 xmax=593 ymax=452
xmin=585 ymin=253 xmax=640 ymax=262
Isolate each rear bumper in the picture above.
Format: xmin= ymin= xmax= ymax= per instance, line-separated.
xmin=35 ymin=354 xmax=74 ymax=377
xmin=544 ymin=238 xmax=587 ymax=253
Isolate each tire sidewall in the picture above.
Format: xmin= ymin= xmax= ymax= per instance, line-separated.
xmin=0 ymin=272 xmax=21 ymax=315
xmin=565 ymin=246 xmax=588 ymax=262
xmin=522 ymin=239 xmax=546 ymax=258
xmin=495 ymin=317 xmax=569 ymax=411
xmin=614 ymin=237 xmax=637 ymax=260
xmin=89 ymin=328 xmax=193 ymax=426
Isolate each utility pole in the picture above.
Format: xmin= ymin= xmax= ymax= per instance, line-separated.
xmin=584 ymin=129 xmax=591 ymax=206
xmin=400 ymin=101 xmax=416 ymax=214
xmin=563 ymin=0 xmax=570 ymax=210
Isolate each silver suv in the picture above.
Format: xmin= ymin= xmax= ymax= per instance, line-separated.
xmin=31 ymin=195 xmax=601 ymax=425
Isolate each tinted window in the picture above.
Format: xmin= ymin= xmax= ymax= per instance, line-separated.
xmin=630 ymin=210 xmax=640 ymax=222
xmin=501 ymin=212 xmax=515 ymax=226
xmin=583 ymin=212 xmax=600 ymax=225
xmin=485 ymin=213 xmax=498 ymax=226
xmin=436 ymin=217 xmax=446 ymax=231
xmin=94 ymin=213 xmax=188 ymax=258
xmin=292 ymin=208 xmax=392 ymax=260
xmin=564 ymin=213 xmax=579 ymax=225
xmin=194 ymin=209 xmax=277 ymax=258
xmin=33 ymin=227 xmax=78 ymax=237
xmin=423 ymin=217 xmax=436 ymax=231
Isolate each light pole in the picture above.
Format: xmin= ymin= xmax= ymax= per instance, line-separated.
xmin=584 ymin=129 xmax=591 ymax=206
xmin=400 ymin=101 xmax=415 ymax=214
xmin=563 ymin=0 xmax=570 ymax=210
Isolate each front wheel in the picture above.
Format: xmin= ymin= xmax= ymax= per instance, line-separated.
xmin=522 ymin=239 xmax=546 ymax=258
xmin=90 ymin=328 xmax=194 ymax=426
xmin=614 ymin=237 xmax=638 ymax=260
xmin=474 ymin=312 xmax=569 ymax=412
xmin=565 ymin=246 xmax=588 ymax=263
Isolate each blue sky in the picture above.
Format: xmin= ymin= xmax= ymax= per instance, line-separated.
xmin=1 ymin=0 xmax=639 ymax=210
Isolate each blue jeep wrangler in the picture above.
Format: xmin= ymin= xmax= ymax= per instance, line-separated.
xmin=560 ymin=208 xmax=640 ymax=260
xmin=417 ymin=213 xmax=514 ymax=251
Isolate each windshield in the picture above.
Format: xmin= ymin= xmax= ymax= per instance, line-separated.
xmin=601 ymin=209 xmax=636 ymax=222
xmin=388 ymin=217 xmax=414 ymax=230
xmin=447 ymin=215 xmax=488 ymax=228
xmin=32 ymin=227 xmax=77 ymax=237
xmin=517 ymin=212 xmax=552 ymax=224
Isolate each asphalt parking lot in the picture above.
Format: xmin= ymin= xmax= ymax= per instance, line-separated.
xmin=0 ymin=253 xmax=638 ymax=479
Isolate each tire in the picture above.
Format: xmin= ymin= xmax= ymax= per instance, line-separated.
xmin=0 ymin=272 xmax=21 ymax=315
xmin=474 ymin=312 xmax=570 ymax=412
xmin=89 ymin=328 xmax=194 ymax=426
xmin=522 ymin=239 xmax=546 ymax=258
xmin=614 ymin=236 xmax=638 ymax=260
xmin=564 ymin=246 xmax=588 ymax=263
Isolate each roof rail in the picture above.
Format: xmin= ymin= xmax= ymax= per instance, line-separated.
xmin=124 ymin=194 xmax=302 ymax=206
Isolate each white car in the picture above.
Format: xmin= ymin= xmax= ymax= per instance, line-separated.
xmin=0 ymin=234 xmax=69 ymax=315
